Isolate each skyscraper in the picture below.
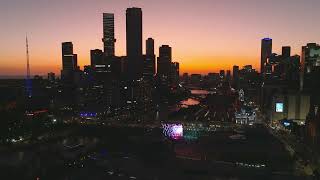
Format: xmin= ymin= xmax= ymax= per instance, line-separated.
xmin=282 ymin=46 xmax=291 ymax=59
xmin=226 ymin=70 xmax=231 ymax=81
xmin=61 ymin=42 xmax=77 ymax=82
xmin=233 ymin=65 xmax=240 ymax=89
xmin=261 ymin=38 xmax=272 ymax=76
xmin=62 ymin=42 xmax=73 ymax=58
xmin=301 ymin=43 xmax=320 ymax=90
xmin=126 ymin=7 xmax=143 ymax=79
xmin=157 ymin=45 xmax=172 ymax=77
xmin=171 ymin=62 xmax=180 ymax=85
xmin=103 ymin=13 xmax=116 ymax=57
xmin=143 ymin=38 xmax=156 ymax=78
xmin=90 ymin=49 xmax=104 ymax=67
xmin=146 ymin=38 xmax=154 ymax=56
xmin=126 ymin=7 xmax=142 ymax=57
xmin=62 ymin=42 xmax=75 ymax=71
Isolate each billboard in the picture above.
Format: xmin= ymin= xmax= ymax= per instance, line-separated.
xmin=275 ymin=103 xmax=284 ymax=112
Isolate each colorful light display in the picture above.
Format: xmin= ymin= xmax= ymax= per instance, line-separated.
xmin=162 ymin=124 xmax=183 ymax=140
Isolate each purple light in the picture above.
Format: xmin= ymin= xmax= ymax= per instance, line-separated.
xmin=172 ymin=125 xmax=183 ymax=136
xmin=162 ymin=123 xmax=183 ymax=140
xmin=80 ymin=112 xmax=97 ymax=117
xmin=263 ymin=38 xmax=272 ymax=41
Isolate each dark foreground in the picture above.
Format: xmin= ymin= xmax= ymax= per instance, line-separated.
xmin=0 ymin=124 xmax=310 ymax=180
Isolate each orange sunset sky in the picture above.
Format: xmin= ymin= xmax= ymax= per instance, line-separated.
xmin=1 ymin=0 xmax=320 ymax=76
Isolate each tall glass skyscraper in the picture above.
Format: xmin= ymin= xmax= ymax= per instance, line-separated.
xmin=126 ymin=7 xmax=143 ymax=79
xmin=126 ymin=7 xmax=142 ymax=57
xmin=261 ymin=38 xmax=272 ymax=76
xmin=103 ymin=13 xmax=115 ymax=57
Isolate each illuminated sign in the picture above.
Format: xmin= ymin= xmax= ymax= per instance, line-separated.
xmin=275 ymin=103 xmax=284 ymax=112
xmin=162 ymin=124 xmax=183 ymax=140
xmin=283 ymin=122 xmax=290 ymax=127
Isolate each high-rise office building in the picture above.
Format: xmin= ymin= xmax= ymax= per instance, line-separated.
xmin=146 ymin=38 xmax=154 ymax=56
xmin=61 ymin=42 xmax=77 ymax=82
xmin=282 ymin=46 xmax=291 ymax=59
xmin=73 ymin=54 xmax=78 ymax=70
xmin=261 ymin=38 xmax=272 ymax=76
xmin=233 ymin=65 xmax=240 ymax=89
xmin=61 ymin=42 xmax=77 ymax=71
xmin=286 ymin=55 xmax=300 ymax=82
xmin=62 ymin=42 xmax=73 ymax=57
xmin=90 ymin=49 xmax=104 ymax=67
xmin=143 ymin=38 xmax=156 ymax=78
xmin=182 ymin=73 xmax=189 ymax=84
xmin=301 ymin=43 xmax=320 ymax=90
xmin=126 ymin=8 xmax=142 ymax=57
xmin=157 ymin=45 xmax=172 ymax=77
xmin=159 ymin=45 xmax=172 ymax=60
xmin=126 ymin=7 xmax=143 ymax=79
xmin=103 ymin=13 xmax=116 ymax=57
xmin=171 ymin=62 xmax=180 ymax=85
xmin=302 ymin=43 xmax=320 ymax=74
xmin=226 ymin=70 xmax=231 ymax=81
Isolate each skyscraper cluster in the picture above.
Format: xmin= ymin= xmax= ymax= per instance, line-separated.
xmin=59 ymin=7 xmax=180 ymax=110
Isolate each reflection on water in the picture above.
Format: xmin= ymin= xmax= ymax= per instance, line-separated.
xmin=180 ymin=98 xmax=199 ymax=107
xmin=191 ymin=90 xmax=209 ymax=95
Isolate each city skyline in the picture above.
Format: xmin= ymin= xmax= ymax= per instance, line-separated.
xmin=2 ymin=1 xmax=320 ymax=178
xmin=1 ymin=0 xmax=320 ymax=76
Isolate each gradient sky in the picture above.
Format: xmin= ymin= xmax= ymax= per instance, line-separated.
xmin=1 ymin=0 xmax=320 ymax=76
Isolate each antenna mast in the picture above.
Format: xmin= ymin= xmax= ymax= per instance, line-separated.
xmin=26 ymin=34 xmax=32 ymax=97
xmin=26 ymin=35 xmax=30 ymax=80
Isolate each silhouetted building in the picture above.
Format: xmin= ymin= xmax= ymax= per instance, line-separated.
xmin=157 ymin=45 xmax=172 ymax=78
xmin=265 ymin=63 xmax=272 ymax=76
xmin=171 ymin=62 xmax=180 ymax=85
xmin=285 ymin=55 xmax=300 ymax=83
xmin=207 ymin=73 xmax=219 ymax=86
xmin=146 ymin=38 xmax=154 ymax=56
xmin=61 ymin=42 xmax=77 ymax=82
xmin=226 ymin=70 xmax=231 ymax=81
xmin=143 ymin=38 xmax=156 ymax=78
xmin=282 ymin=46 xmax=291 ymax=59
xmin=243 ymin=65 xmax=253 ymax=72
xmin=219 ymin=70 xmax=225 ymax=79
xmin=90 ymin=49 xmax=104 ymax=67
xmin=73 ymin=54 xmax=78 ymax=70
xmin=182 ymin=73 xmax=189 ymax=84
xmin=190 ymin=74 xmax=202 ymax=85
xmin=261 ymin=38 xmax=272 ymax=77
xmin=103 ymin=13 xmax=116 ymax=57
xmin=47 ymin=72 xmax=55 ymax=82
xmin=233 ymin=65 xmax=240 ymax=89
xmin=126 ymin=7 xmax=143 ymax=79
xmin=268 ymin=53 xmax=281 ymax=65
